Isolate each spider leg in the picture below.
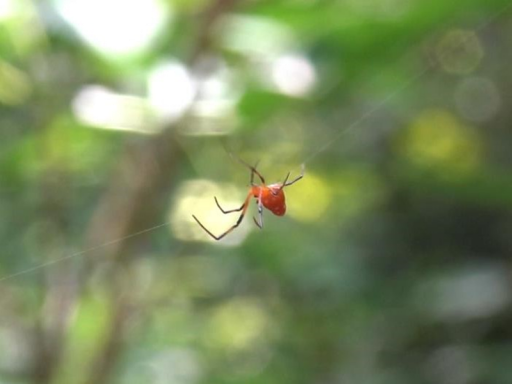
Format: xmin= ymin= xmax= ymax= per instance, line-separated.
xmin=283 ymin=164 xmax=305 ymax=187
xmin=229 ymin=153 xmax=266 ymax=184
xmin=280 ymin=172 xmax=291 ymax=190
xmin=192 ymin=214 xmax=245 ymax=241
xmin=193 ymin=192 xmax=252 ymax=241
xmin=214 ymin=196 xmax=244 ymax=214
xmin=249 ymin=160 xmax=261 ymax=186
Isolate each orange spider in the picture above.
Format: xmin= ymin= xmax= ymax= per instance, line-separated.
xmin=192 ymin=158 xmax=305 ymax=240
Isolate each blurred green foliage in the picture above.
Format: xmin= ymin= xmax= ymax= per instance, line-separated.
xmin=0 ymin=0 xmax=510 ymax=384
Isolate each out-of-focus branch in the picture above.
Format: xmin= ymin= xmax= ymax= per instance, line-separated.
xmin=83 ymin=1 xmax=241 ymax=384
xmin=84 ymin=130 xmax=182 ymax=262
xmin=30 ymin=134 xmax=79 ymax=384
xmin=85 ymin=0 xmax=241 ymax=261
xmin=85 ymin=276 xmax=134 ymax=384
xmin=32 ymin=264 xmax=78 ymax=384
xmin=189 ymin=0 xmax=239 ymax=63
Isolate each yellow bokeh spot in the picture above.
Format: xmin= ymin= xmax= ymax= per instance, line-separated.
xmin=170 ymin=179 xmax=251 ymax=245
xmin=399 ymin=108 xmax=481 ymax=176
xmin=287 ymin=172 xmax=332 ymax=222
xmin=204 ymin=299 xmax=271 ymax=351
xmin=0 ymin=0 xmax=47 ymax=56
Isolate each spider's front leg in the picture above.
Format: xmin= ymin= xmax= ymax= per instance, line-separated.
xmin=193 ymin=192 xmax=253 ymax=241
xmin=214 ymin=196 xmax=244 ymax=214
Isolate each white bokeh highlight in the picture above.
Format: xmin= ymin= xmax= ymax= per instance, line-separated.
xmin=72 ymin=85 xmax=156 ymax=133
xmin=55 ymin=0 xmax=169 ymax=56
xmin=271 ymin=54 xmax=316 ymax=97
xmin=148 ymin=61 xmax=197 ymax=123
xmin=0 ymin=0 xmax=19 ymax=21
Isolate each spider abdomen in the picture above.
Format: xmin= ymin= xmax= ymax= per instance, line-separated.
xmin=261 ymin=187 xmax=286 ymax=216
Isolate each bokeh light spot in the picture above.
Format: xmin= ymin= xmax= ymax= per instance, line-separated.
xmin=147 ymin=61 xmax=196 ymax=123
xmin=271 ymin=54 xmax=316 ymax=97
xmin=146 ymin=349 xmax=202 ymax=384
xmin=72 ymin=85 xmax=157 ymax=133
xmin=0 ymin=0 xmax=18 ymax=20
xmin=170 ymin=179 xmax=251 ymax=245
xmin=0 ymin=326 xmax=32 ymax=375
xmin=416 ymin=265 xmax=509 ymax=321
xmin=218 ymin=15 xmax=294 ymax=59
xmin=185 ymin=60 xmax=241 ymax=135
xmin=0 ymin=0 xmax=46 ymax=55
xmin=287 ymin=172 xmax=332 ymax=223
xmin=399 ymin=109 xmax=482 ymax=176
xmin=55 ymin=0 xmax=169 ymax=57
xmin=436 ymin=29 xmax=483 ymax=75
xmin=204 ymin=299 xmax=271 ymax=352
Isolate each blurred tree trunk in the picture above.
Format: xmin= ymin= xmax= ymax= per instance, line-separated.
xmin=82 ymin=1 xmax=239 ymax=383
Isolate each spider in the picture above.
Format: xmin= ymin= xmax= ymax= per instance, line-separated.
xmin=192 ymin=158 xmax=305 ymax=241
